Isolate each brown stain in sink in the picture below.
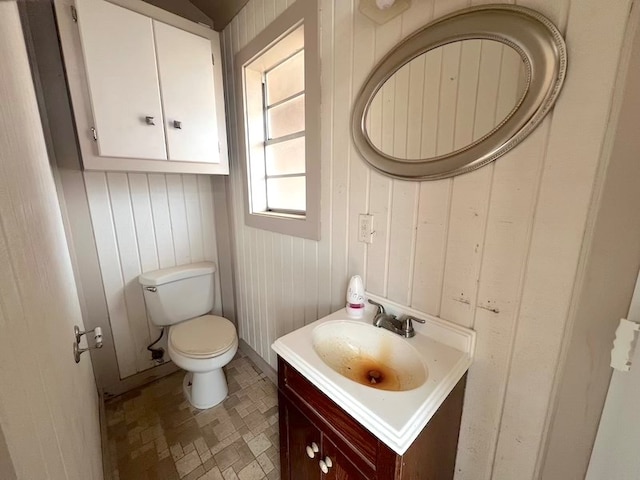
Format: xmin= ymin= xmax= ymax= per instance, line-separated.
xmin=316 ymin=332 xmax=427 ymax=391
xmin=341 ymin=354 xmax=402 ymax=391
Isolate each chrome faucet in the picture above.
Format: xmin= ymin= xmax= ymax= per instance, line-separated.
xmin=401 ymin=315 xmax=426 ymax=338
xmin=368 ymin=299 xmax=426 ymax=338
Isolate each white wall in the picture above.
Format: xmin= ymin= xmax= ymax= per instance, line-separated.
xmin=222 ymin=0 xmax=634 ymax=478
xmin=84 ymin=172 xmax=224 ymax=379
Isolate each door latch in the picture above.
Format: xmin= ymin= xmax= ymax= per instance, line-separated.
xmin=73 ymin=325 xmax=103 ymax=363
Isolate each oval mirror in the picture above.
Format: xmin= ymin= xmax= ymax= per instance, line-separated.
xmin=352 ymin=5 xmax=567 ymax=180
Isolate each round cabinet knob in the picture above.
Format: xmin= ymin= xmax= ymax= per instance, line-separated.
xmin=305 ymin=442 xmax=319 ymax=458
xmin=145 ymin=116 xmax=155 ymax=125
xmin=173 ymin=120 xmax=182 ymax=129
xmin=319 ymin=456 xmax=333 ymax=474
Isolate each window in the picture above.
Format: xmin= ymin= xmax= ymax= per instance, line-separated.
xmin=263 ymin=41 xmax=306 ymax=214
xmin=236 ymin=0 xmax=320 ymax=240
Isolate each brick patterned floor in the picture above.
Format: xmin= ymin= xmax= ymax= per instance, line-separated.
xmin=106 ymin=352 xmax=280 ymax=480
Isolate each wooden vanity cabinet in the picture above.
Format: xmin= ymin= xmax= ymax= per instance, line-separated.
xmin=278 ymin=356 xmax=467 ymax=480
xmin=280 ymin=394 xmax=370 ymax=480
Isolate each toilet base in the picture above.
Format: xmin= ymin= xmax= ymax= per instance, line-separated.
xmin=182 ymin=368 xmax=228 ymax=410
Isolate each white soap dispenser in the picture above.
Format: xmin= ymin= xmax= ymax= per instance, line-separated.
xmin=346 ymin=275 xmax=365 ymax=318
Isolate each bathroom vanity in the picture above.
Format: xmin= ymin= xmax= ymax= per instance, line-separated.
xmin=278 ymin=357 xmax=467 ymax=479
xmin=272 ymin=296 xmax=475 ymax=479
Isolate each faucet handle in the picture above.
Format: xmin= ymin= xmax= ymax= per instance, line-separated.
xmin=368 ymin=299 xmax=385 ymax=315
xmin=402 ymin=315 xmax=426 ymax=337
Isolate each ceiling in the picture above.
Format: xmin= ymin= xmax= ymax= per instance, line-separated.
xmin=188 ymin=0 xmax=251 ymax=31
xmin=143 ymin=0 xmax=250 ymax=31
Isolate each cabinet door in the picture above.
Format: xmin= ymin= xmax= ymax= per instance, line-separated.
xmin=153 ymin=20 xmax=219 ymax=163
xmin=75 ymin=0 xmax=167 ymax=160
xmin=282 ymin=398 xmax=323 ymax=480
xmin=322 ymin=436 xmax=371 ymax=480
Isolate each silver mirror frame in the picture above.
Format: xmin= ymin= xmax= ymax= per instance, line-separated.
xmin=351 ymin=4 xmax=567 ymax=181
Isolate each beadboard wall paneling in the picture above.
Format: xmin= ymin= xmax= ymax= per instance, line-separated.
xmin=223 ymin=0 xmax=631 ymax=479
xmin=84 ymin=172 xmax=223 ymax=379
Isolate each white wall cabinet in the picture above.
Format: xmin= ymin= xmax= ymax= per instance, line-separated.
xmin=153 ymin=21 xmax=220 ymax=163
xmin=57 ymin=0 xmax=229 ymax=174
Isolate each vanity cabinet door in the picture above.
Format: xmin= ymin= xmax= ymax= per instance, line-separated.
xmin=322 ymin=436 xmax=371 ymax=480
xmin=280 ymin=395 xmax=323 ymax=480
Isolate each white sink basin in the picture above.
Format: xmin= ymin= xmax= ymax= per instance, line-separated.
xmin=272 ymin=295 xmax=475 ymax=454
xmin=312 ymin=321 xmax=428 ymax=391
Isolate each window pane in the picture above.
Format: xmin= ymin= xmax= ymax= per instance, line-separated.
xmin=266 ymin=137 xmax=305 ymax=176
xmin=267 ymin=176 xmax=306 ymax=212
xmin=266 ymin=51 xmax=305 ymax=105
xmin=267 ymin=94 xmax=305 ymax=139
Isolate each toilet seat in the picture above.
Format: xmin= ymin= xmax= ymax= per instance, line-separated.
xmin=169 ymin=315 xmax=236 ymax=359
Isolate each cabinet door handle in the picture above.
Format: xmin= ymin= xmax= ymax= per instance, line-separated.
xmin=319 ymin=456 xmax=333 ymax=473
xmin=145 ymin=116 xmax=155 ymax=126
xmin=305 ymin=442 xmax=319 ymax=458
xmin=173 ymin=120 xmax=182 ymax=129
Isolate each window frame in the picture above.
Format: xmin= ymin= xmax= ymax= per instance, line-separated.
xmin=235 ymin=0 xmax=320 ymax=240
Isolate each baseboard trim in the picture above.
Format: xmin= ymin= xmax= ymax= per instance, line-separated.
xmin=238 ymin=339 xmax=277 ymax=384
xmin=103 ymin=361 xmax=181 ymax=399
xmin=98 ymin=388 xmax=112 ymax=480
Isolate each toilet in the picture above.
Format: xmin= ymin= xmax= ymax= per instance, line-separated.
xmin=138 ymin=262 xmax=238 ymax=409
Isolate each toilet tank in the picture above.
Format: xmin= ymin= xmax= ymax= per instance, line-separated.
xmin=138 ymin=262 xmax=216 ymax=326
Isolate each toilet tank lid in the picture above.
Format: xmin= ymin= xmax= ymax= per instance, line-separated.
xmin=138 ymin=262 xmax=216 ymax=286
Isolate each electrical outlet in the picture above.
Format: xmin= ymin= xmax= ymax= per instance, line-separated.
xmin=358 ymin=214 xmax=374 ymax=244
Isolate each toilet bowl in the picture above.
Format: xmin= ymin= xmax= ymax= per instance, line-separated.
xmin=138 ymin=262 xmax=237 ymax=409
xmin=168 ymin=314 xmax=238 ymax=409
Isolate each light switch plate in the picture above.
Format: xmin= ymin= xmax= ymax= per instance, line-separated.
xmin=358 ymin=214 xmax=374 ymax=244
